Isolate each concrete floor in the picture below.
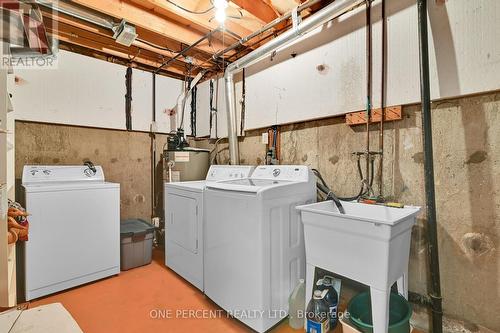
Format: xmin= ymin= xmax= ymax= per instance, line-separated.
xmin=29 ymin=250 xmax=341 ymax=333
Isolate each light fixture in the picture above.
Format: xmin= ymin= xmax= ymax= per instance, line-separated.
xmin=213 ymin=0 xmax=228 ymax=23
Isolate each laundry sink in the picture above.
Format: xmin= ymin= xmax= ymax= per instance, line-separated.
xmin=297 ymin=200 xmax=421 ymax=290
xmin=297 ymin=200 xmax=420 ymax=333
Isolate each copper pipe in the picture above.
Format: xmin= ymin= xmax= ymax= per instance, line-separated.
xmin=378 ymin=0 xmax=386 ymax=197
xmin=365 ymin=0 xmax=372 ymax=191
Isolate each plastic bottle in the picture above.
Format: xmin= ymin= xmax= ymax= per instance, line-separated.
xmin=316 ymin=276 xmax=339 ymax=329
xmin=306 ymin=290 xmax=330 ymax=333
xmin=288 ymin=279 xmax=305 ymax=329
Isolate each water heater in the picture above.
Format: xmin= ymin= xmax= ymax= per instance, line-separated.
xmin=165 ymin=147 xmax=210 ymax=182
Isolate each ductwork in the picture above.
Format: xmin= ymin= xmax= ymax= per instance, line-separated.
xmin=35 ymin=0 xmax=115 ymax=30
xmin=224 ymin=0 xmax=365 ymax=165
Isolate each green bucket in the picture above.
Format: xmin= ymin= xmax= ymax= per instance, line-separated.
xmin=347 ymin=292 xmax=412 ymax=333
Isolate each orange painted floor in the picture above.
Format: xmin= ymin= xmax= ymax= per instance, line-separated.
xmin=29 ymin=250 xmax=341 ymax=333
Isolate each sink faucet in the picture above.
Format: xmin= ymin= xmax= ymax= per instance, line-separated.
xmin=327 ymin=191 xmax=345 ymax=214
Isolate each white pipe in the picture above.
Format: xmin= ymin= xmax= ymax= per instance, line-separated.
xmin=224 ymin=0 xmax=365 ymax=165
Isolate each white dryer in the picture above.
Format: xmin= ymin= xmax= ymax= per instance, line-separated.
xmin=204 ymin=165 xmax=316 ymax=333
xmin=20 ymin=165 xmax=120 ymax=300
xmin=164 ymin=165 xmax=254 ymax=291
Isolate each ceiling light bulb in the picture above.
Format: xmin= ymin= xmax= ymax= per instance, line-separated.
xmin=215 ymin=8 xmax=226 ymax=23
xmin=214 ymin=0 xmax=228 ymax=10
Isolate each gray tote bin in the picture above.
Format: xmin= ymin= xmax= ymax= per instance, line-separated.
xmin=120 ymin=219 xmax=155 ymax=271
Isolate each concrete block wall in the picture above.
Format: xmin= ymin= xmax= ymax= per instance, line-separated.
xmin=194 ymin=91 xmax=500 ymax=332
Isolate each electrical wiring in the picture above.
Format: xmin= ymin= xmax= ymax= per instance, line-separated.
xmin=166 ymin=0 xmax=214 ymax=14
xmin=136 ymin=38 xmax=178 ymax=53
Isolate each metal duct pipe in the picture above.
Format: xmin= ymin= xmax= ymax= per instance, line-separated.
xmin=212 ymin=0 xmax=322 ymax=62
xmin=224 ymin=0 xmax=365 ymax=164
xmin=417 ymin=0 xmax=443 ymax=332
xmin=36 ymin=0 xmax=115 ymax=30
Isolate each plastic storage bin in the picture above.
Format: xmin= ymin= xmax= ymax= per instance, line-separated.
xmin=120 ymin=219 xmax=155 ymax=270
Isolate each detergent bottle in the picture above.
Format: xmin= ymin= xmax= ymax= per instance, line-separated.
xmin=305 ymin=290 xmax=330 ymax=333
xmin=316 ymin=276 xmax=339 ymax=329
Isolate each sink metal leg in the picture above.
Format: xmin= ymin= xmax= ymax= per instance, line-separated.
xmin=397 ymin=270 xmax=408 ymax=299
xmin=370 ymin=287 xmax=390 ymax=333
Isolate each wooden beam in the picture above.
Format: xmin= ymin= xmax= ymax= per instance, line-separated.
xmin=134 ymin=0 xmax=253 ymax=40
xmin=54 ymin=32 xmax=187 ymax=76
xmin=44 ymin=18 xmax=190 ymax=76
xmin=345 ymin=106 xmax=403 ymax=126
xmin=134 ymin=27 xmax=214 ymax=61
xmin=71 ymin=0 xmax=227 ymax=54
xmin=41 ymin=9 xmax=211 ymax=69
xmin=230 ymin=0 xmax=280 ymax=23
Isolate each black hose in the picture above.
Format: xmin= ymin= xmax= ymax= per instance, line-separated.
xmin=357 ymin=157 xmax=364 ymax=181
xmin=317 ymin=182 xmax=345 ymax=214
xmin=312 ymin=168 xmax=367 ymax=202
xmin=312 ymin=169 xmax=328 ymax=188
xmin=370 ymin=157 xmax=375 ymax=188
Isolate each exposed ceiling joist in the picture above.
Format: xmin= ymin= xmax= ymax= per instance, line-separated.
xmin=44 ymin=17 xmax=190 ymax=77
xmin=132 ymin=0 xmax=253 ymax=41
xmin=70 ymin=0 xmax=231 ymax=55
xmin=230 ymin=0 xmax=280 ymax=23
xmin=40 ymin=9 xmax=211 ymax=69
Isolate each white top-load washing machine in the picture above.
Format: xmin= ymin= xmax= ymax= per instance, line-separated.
xmin=20 ymin=165 xmax=120 ymax=300
xmin=164 ymin=165 xmax=254 ymax=291
xmin=204 ymin=165 xmax=316 ymax=332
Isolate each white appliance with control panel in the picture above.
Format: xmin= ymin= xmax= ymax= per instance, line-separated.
xmin=20 ymin=165 xmax=120 ymax=300
xmin=164 ymin=165 xmax=254 ymax=291
xmin=204 ymin=165 xmax=316 ymax=332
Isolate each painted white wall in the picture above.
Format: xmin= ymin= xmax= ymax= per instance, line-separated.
xmin=196 ymin=0 xmax=500 ymax=134
xmin=9 ymin=50 xmax=183 ymax=133
xmin=132 ymin=68 xmax=153 ymax=132
xmin=196 ymin=78 xmax=211 ymax=137
xmin=154 ymin=73 xmax=184 ymax=134
xmin=132 ymin=69 xmax=185 ymax=133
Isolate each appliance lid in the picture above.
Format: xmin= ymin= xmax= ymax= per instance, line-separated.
xmin=22 ymin=181 xmax=119 ymax=193
xmin=22 ymin=165 xmax=106 ymax=185
xmin=206 ymin=178 xmax=292 ymax=193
